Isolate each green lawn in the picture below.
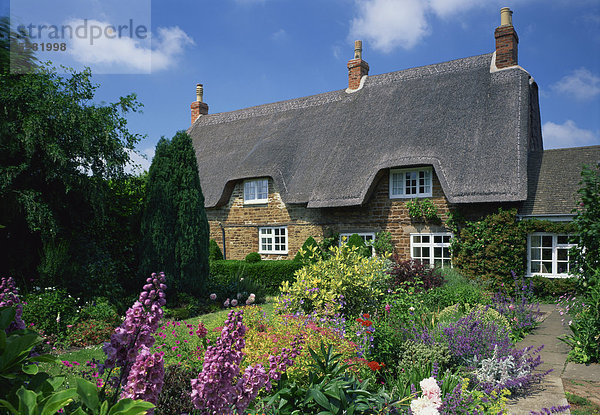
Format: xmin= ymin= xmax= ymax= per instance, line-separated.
xmin=46 ymin=301 xmax=276 ymax=385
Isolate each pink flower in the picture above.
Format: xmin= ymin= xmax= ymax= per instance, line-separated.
xmin=210 ymin=293 xmax=217 ymax=301
xmin=385 ymin=304 xmax=391 ymax=313
xmin=231 ymin=299 xmax=238 ymax=307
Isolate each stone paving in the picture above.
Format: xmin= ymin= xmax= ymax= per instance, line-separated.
xmin=505 ymin=303 xmax=600 ymax=414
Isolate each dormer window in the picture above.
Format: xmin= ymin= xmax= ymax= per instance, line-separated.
xmin=244 ymin=179 xmax=269 ymax=204
xmin=389 ymin=167 xmax=432 ymax=198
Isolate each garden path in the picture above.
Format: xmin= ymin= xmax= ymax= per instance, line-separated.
xmin=505 ymin=303 xmax=600 ymax=414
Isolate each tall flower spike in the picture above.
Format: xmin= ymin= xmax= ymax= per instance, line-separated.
xmin=0 ymin=277 xmax=26 ymax=332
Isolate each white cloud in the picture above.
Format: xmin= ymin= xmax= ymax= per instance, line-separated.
xmin=349 ymin=0 xmax=429 ymax=52
xmin=428 ymin=0 xmax=483 ymax=18
xmin=125 ymin=147 xmax=155 ymax=173
xmin=542 ymin=120 xmax=599 ymax=149
xmin=552 ymin=68 xmax=600 ymax=101
xmin=271 ymin=29 xmax=287 ymax=42
xmin=67 ymin=19 xmax=194 ymax=73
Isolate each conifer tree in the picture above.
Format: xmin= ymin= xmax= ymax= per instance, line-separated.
xmin=141 ymin=132 xmax=209 ymax=299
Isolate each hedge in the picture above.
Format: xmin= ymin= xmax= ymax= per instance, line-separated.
xmin=209 ymin=260 xmax=304 ymax=294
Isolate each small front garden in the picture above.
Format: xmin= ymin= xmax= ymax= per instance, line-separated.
xmin=2 ymin=240 xmax=580 ymax=414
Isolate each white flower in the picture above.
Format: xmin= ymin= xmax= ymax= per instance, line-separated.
xmin=410 ymin=396 xmax=440 ymax=415
xmin=56 ymin=312 xmax=61 ymax=323
xmin=419 ymin=377 xmax=442 ymax=407
xmin=409 ymin=306 xmax=415 ymax=311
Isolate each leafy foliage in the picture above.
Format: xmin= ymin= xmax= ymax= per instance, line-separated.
xmin=277 ymin=243 xmax=389 ymax=317
xmin=570 ymin=163 xmax=600 ymax=284
xmin=406 ymin=199 xmax=439 ymax=222
xmin=373 ymin=231 xmax=394 ymax=257
xmin=208 ymin=239 xmax=223 ymax=261
xmin=387 ymin=258 xmax=443 ymax=291
xmin=22 ymin=287 xmax=79 ymax=339
xmin=0 ymin=29 xmax=143 ymax=295
xmin=140 ymin=131 xmax=210 ymax=300
xmin=345 ymin=233 xmax=371 ymax=258
xmin=294 ymin=236 xmax=322 ymax=263
xmin=244 ymin=252 xmax=261 ymax=263
xmin=209 ymin=259 xmax=303 ymax=294
xmin=155 ymin=364 xmax=196 ymax=415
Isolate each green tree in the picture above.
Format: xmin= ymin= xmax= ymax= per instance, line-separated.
xmin=0 ymin=22 xmax=143 ymax=294
xmin=571 ymin=163 xmax=600 ymax=285
xmin=140 ymin=131 xmax=209 ymax=300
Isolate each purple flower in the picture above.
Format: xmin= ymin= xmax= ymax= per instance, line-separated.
xmin=0 ymin=277 xmax=26 ymax=332
xmin=120 ymin=345 xmax=164 ymax=409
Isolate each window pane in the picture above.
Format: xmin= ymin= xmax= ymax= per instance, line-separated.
xmin=542 ymin=235 xmax=553 ymax=247
xmin=422 ymin=247 xmax=430 ymax=258
xmin=257 ymin=180 xmax=268 ymax=200
xmin=413 ymin=247 xmax=421 ymax=257
xmin=434 ymin=235 xmax=442 ymax=244
xmin=442 ymin=247 xmax=450 ymax=258
xmin=557 ymin=262 xmax=569 ymax=274
xmin=557 ymin=235 xmax=569 ymax=245
xmin=422 ymin=235 xmax=430 ymax=243
xmin=557 ymin=249 xmax=568 ymax=261
xmin=434 ymin=259 xmax=442 ymax=267
xmin=541 ymin=262 xmax=552 ymax=273
xmin=531 ymin=235 xmax=541 ymax=247
xmin=531 ymin=262 xmax=540 ymax=273
xmin=531 ymin=248 xmax=541 ymax=261
xmin=413 ymin=235 xmax=421 ymax=243
xmin=391 ymin=173 xmax=403 ymax=195
xmin=434 ymin=247 xmax=442 ymax=258
xmin=542 ymin=249 xmax=553 ymax=260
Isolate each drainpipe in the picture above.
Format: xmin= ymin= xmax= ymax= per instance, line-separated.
xmin=218 ymin=222 xmax=226 ymax=260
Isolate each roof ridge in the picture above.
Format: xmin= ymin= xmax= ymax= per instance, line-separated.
xmin=543 ymin=145 xmax=600 ymax=152
xmin=189 ymin=53 xmax=495 ymax=129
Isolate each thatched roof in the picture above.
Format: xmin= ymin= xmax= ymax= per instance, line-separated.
xmin=189 ymin=53 xmax=540 ymax=208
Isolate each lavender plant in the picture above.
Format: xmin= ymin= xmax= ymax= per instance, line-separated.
xmin=491 ymin=271 xmax=540 ymax=341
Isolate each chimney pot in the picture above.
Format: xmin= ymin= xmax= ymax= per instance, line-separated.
xmin=190 ymin=83 xmax=208 ymax=125
xmin=196 ymin=83 xmax=204 ymax=102
xmin=500 ymin=7 xmax=513 ymax=26
xmin=354 ymin=40 xmax=362 ymax=59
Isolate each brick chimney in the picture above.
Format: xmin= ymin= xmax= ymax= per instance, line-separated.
xmin=494 ymin=7 xmax=519 ymax=69
xmin=347 ymin=40 xmax=369 ymax=90
xmin=190 ymin=83 xmax=209 ymax=125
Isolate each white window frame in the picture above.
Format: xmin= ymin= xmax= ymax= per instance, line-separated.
xmin=244 ymin=179 xmax=269 ymax=205
xmin=410 ymin=233 xmax=452 ymax=268
xmin=527 ymin=233 xmax=575 ymax=278
xmin=258 ymin=226 xmax=288 ymax=254
xmin=389 ymin=167 xmax=433 ymax=199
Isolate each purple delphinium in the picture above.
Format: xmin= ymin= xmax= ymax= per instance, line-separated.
xmin=101 ymin=272 xmax=166 ymax=388
xmin=440 ymin=382 xmax=484 ymax=415
xmin=0 ymin=277 xmax=26 ymax=332
xmin=120 ymin=345 xmax=165 ymax=410
xmin=191 ymin=310 xmax=304 ymax=414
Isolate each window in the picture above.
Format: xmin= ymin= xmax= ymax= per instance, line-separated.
xmin=259 ymin=227 xmax=288 ymax=254
xmin=390 ymin=168 xmax=432 ymax=198
xmin=410 ymin=233 xmax=452 ymax=268
xmin=528 ymin=233 xmax=574 ymax=278
xmin=244 ymin=179 xmax=268 ymax=204
xmin=340 ymin=232 xmax=376 ymax=255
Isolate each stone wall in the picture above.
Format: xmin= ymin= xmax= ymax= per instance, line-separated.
xmin=206 ymin=170 xmax=501 ymax=260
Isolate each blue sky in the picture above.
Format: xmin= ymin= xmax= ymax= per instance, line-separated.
xmin=6 ymin=0 xmax=600 ymax=171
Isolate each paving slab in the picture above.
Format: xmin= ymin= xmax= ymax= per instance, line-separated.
xmin=563 ymin=362 xmax=600 ymax=382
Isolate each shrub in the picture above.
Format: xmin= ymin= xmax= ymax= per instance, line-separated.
xmin=345 ymin=233 xmax=370 ymax=257
xmin=66 ymin=318 xmax=116 ymax=347
xmin=243 ymin=312 xmax=365 ymax=386
xmin=438 ymin=303 xmax=511 ymax=335
xmin=294 ymin=236 xmax=322 ymax=263
xmin=79 ymin=297 xmax=121 ymax=326
xmin=396 ymin=340 xmax=452 ymax=372
xmin=209 ymin=260 xmax=303 ymax=294
xmin=422 ymin=269 xmax=490 ymax=311
xmin=245 ymin=252 xmax=261 ymax=263
xmin=387 ymin=258 xmax=443 ymax=291
xmin=208 ymin=239 xmax=223 ymax=261
xmin=277 ymin=244 xmax=389 ymax=317
xmin=22 ymin=287 xmax=80 ymax=339
xmin=450 ymin=208 xmax=526 ymax=288
xmin=155 ymin=364 xmax=197 ymax=415
xmin=373 ymin=231 xmax=393 ymax=256
xmin=530 ymin=275 xmax=578 ymax=301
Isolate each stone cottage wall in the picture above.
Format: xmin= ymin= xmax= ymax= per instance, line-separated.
xmin=206 ymin=170 xmax=501 ymax=260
